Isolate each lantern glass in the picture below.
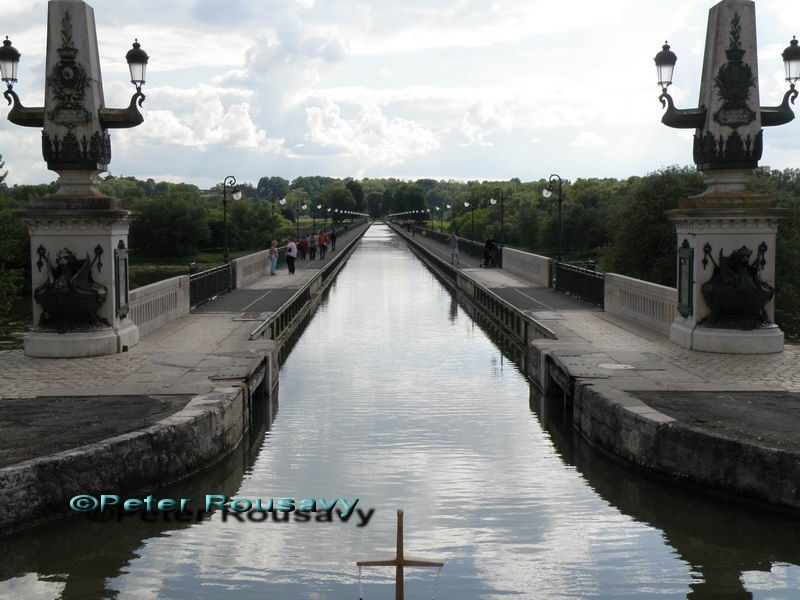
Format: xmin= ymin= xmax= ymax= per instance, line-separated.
xmin=128 ymin=61 xmax=146 ymax=85
xmin=783 ymin=37 xmax=800 ymax=84
xmin=0 ymin=59 xmax=16 ymax=83
xmin=542 ymin=187 xmax=553 ymax=199
xmin=657 ymin=63 xmax=674 ymax=88
xmin=489 ymin=198 xmax=497 ymax=205
xmin=232 ymin=189 xmax=243 ymax=201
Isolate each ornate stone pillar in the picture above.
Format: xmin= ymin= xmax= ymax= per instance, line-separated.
xmin=4 ymin=0 xmax=147 ymax=357
xmin=658 ymin=0 xmax=796 ymax=353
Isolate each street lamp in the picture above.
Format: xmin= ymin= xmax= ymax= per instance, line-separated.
xmin=446 ymin=204 xmax=452 ymax=231
xmin=783 ymin=36 xmax=800 ymax=92
xmin=222 ymin=175 xmax=242 ymax=264
xmin=464 ymin=201 xmax=474 ymax=241
xmin=0 ymin=37 xmax=20 ymax=89
xmin=542 ymin=175 xmax=563 ymax=262
xmin=489 ymin=188 xmax=505 ymax=246
xmin=300 ymin=203 xmax=307 ymax=239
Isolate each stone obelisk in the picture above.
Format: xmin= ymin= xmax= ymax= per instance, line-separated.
xmin=665 ymin=0 xmax=792 ymax=354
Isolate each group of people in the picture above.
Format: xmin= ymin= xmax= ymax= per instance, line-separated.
xmin=267 ymin=229 xmax=339 ymax=275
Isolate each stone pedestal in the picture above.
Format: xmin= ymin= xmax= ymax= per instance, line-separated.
xmin=666 ymin=171 xmax=789 ymax=354
xmin=19 ymin=204 xmax=139 ymax=358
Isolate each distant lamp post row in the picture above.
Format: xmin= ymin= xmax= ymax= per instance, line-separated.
xmin=222 ymin=176 xmax=242 ymax=264
xmin=542 ymin=174 xmax=563 ymax=262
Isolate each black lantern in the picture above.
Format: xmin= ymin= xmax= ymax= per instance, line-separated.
xmin=783 ymin=36 xmax=800 ymax=89
xmin=0 ymin=37 xmax=20 ymax=87
xmin=654 ymin=41 xmax=677 ymax=91
xmin=125 ymin=39 xmax=149 ymax=91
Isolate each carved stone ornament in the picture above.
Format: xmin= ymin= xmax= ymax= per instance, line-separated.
xmin=46 ymin=12 xmax=91 ymax=129
xmin=42 ymin=129 xmax=111 ymax=165
xmin=699 ymin=242 xmax=774 ymax=330
xmin=34 ymin=247 xmax=109 ymax=332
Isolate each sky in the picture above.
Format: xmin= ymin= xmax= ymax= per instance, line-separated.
xmin=1 ymin=0 xmax=799 ymax=188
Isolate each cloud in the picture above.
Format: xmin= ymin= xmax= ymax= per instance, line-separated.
xmin=459 ymin=102 xmax=514 ymax=146
xmin=304 ymin=99 xmax=440 ymax=165
xmin=570 ymin=133 xmax=608 ymax=148
xmin=112 ymin=84 xmax=284 ymax=153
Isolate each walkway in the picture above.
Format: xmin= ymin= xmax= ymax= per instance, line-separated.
xmin=398 ymin=225 xmax=800 ymax=392
xmin=0 ymin=223 xmax=370 ymax=466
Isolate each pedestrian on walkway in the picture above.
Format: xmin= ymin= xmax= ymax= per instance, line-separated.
xmin=268 ymin=241 xmax=278 ymax=275
xmin=330 ymin=229 xmax=337 ymax=252
xmin=318 ymin=231 xmax=328 ymax=260
xmin=482 ymin=236 xmax=498 ymax=268
xmin=286 ymin=237 xmax=297 ymax=274
xmin=299 ymin=236 xmax=308 ymax=260
xmin=308 ymin=233 xmax=317 ymax=260
xmin=448 ymin=232 xmax=460 ymax=265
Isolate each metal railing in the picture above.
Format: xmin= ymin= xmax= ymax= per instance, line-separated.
xmin=190 ymin=263 xmax=233 ymax=307
xmin=553 ymin=262 xmax=605 ymax=307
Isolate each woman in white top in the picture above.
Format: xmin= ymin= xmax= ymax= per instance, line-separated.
xmin=448 ymin=233 xmax=460 ymax=265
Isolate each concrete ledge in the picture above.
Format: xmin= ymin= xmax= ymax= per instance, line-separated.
xmin=24 ymin=324 xmax=140 ymax=358
xmin=574 ymin=381 xmax=800 ymax=511
xmin=0 ymin=387 xmax=247 ymax=537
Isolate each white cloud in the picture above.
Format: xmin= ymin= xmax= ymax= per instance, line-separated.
xmin=304 ymin=99 xmax=439 ymax=165
xmin=459 ymin=102 xmax=514 ymax=147
xmin=570 ymin=133 xmax=608 ymax=148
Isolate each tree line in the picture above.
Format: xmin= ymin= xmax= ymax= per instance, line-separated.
xmin=1 ymin=162 xmax=799 ymax=335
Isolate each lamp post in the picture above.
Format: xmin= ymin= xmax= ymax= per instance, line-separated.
xmin=446 ymin=204 xmax=452 ymax=231
xmin=464 ymin=201 xmax=474 ymax=241
xmin=489 ymin=188 xmax=505 ymax=246
xmin=542 ymin=175 xmax=563 ymax=262
xmin=222 ymin=176 xmax=242 ymax=263
xmin=300 ymin=203 xmax=307 ymax=239
xmin=315 ymin=204 xmax=321 ymax=231
xmin=2 ymin=2 xmax=152 ymax=359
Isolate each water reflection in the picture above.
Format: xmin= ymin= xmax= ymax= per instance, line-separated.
xmin=0 ymin=397 xmax=274 ymax=600
xmin=533 ymin=389 xmax=800 ymax=600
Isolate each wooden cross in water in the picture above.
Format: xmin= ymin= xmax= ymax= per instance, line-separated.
xmin=357 ymin=509 xmax=444 ymax=600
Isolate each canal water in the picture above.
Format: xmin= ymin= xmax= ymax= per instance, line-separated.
xmin=4 ymin=223 xmax=800 ymax=599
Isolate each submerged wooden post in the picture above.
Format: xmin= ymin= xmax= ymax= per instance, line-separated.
xmin=356 ymin=509 xmax=443 ymax=600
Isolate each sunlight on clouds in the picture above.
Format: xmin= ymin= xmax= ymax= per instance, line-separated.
xmin=305 ymin=100 xmax=439 ymax=165
xmin=459 ymin=102 xmax=514 ymax=147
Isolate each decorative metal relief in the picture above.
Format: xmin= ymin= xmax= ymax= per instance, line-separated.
xmin=712 ymin=13 xmax=757 ymax=128
xmin=34 ymin=247 xmax=109 ymax=332
xmin=115 ymin=240 xmax=130 ymax=319
xmin=47 ymin=12 xmax=91 ymax=128
xmin=699 ymin=242 xmax=774 ymax=330
xmin=677 ymin=240 xmax=693 ymax=318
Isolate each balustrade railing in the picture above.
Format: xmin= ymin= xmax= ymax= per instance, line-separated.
xmin=553 ymin=262 xmax=605 ymax=307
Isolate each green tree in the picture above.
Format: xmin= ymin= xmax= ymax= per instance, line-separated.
xmin=600 ymin=166 xmax=706 ymax=286
xmin=129 ymin=191 xmax=210 ymax=257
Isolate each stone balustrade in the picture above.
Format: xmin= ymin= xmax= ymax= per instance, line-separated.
xmin=604 ymin=273 xmax=676 ymax=336
xmin=128 ymin=275 xmax=190 ymax=337
xmin=501 ymin=247 xmax=552 ymax=287
xmin=235 ymin=249 xmax=272 ymax=288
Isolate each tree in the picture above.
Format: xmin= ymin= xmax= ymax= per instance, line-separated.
xmin=256 ymin=176 xmax=290 ymax=203
xmin=129 ymin=191 xmax=210 ymax=257
xmin=600 ymin=166 xmax=706 ymax=286
xmin=0 ymin=154 xmax=6 ymax=186
xmin=345 ymin=179 xmax=365 ymax=212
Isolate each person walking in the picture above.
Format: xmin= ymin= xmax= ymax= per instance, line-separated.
xmin=309 ymin=233 xmax=317 ymax=260
xmin=286 ymin=237 xmax=297 ymax=274
xmin=299 ymin=236 xmax=308 ymax=260
xmin=448 ymin=232 xmax=460 ymax=265
xmin=267 ymin=241 xmax=278 ymax=275
xmin=482 ymin=236 xmax=498 ymax=268
xmin=318 ymin=231 xmax=328 ymax=260
xmin=330 ymin=228 xmax=337 ymax=252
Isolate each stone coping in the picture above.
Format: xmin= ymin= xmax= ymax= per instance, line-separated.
xmin=0 ymin=387 xmax=247 ymax=537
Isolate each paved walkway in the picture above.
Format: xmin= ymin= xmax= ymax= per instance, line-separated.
xmin=0 ymin=223 xmax=370 ymax=401
xmin=393 ymin=224 xmax=800 ymax=395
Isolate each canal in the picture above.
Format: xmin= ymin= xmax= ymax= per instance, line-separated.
xmin=3 ymin=223 xmax=800 ymax=599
